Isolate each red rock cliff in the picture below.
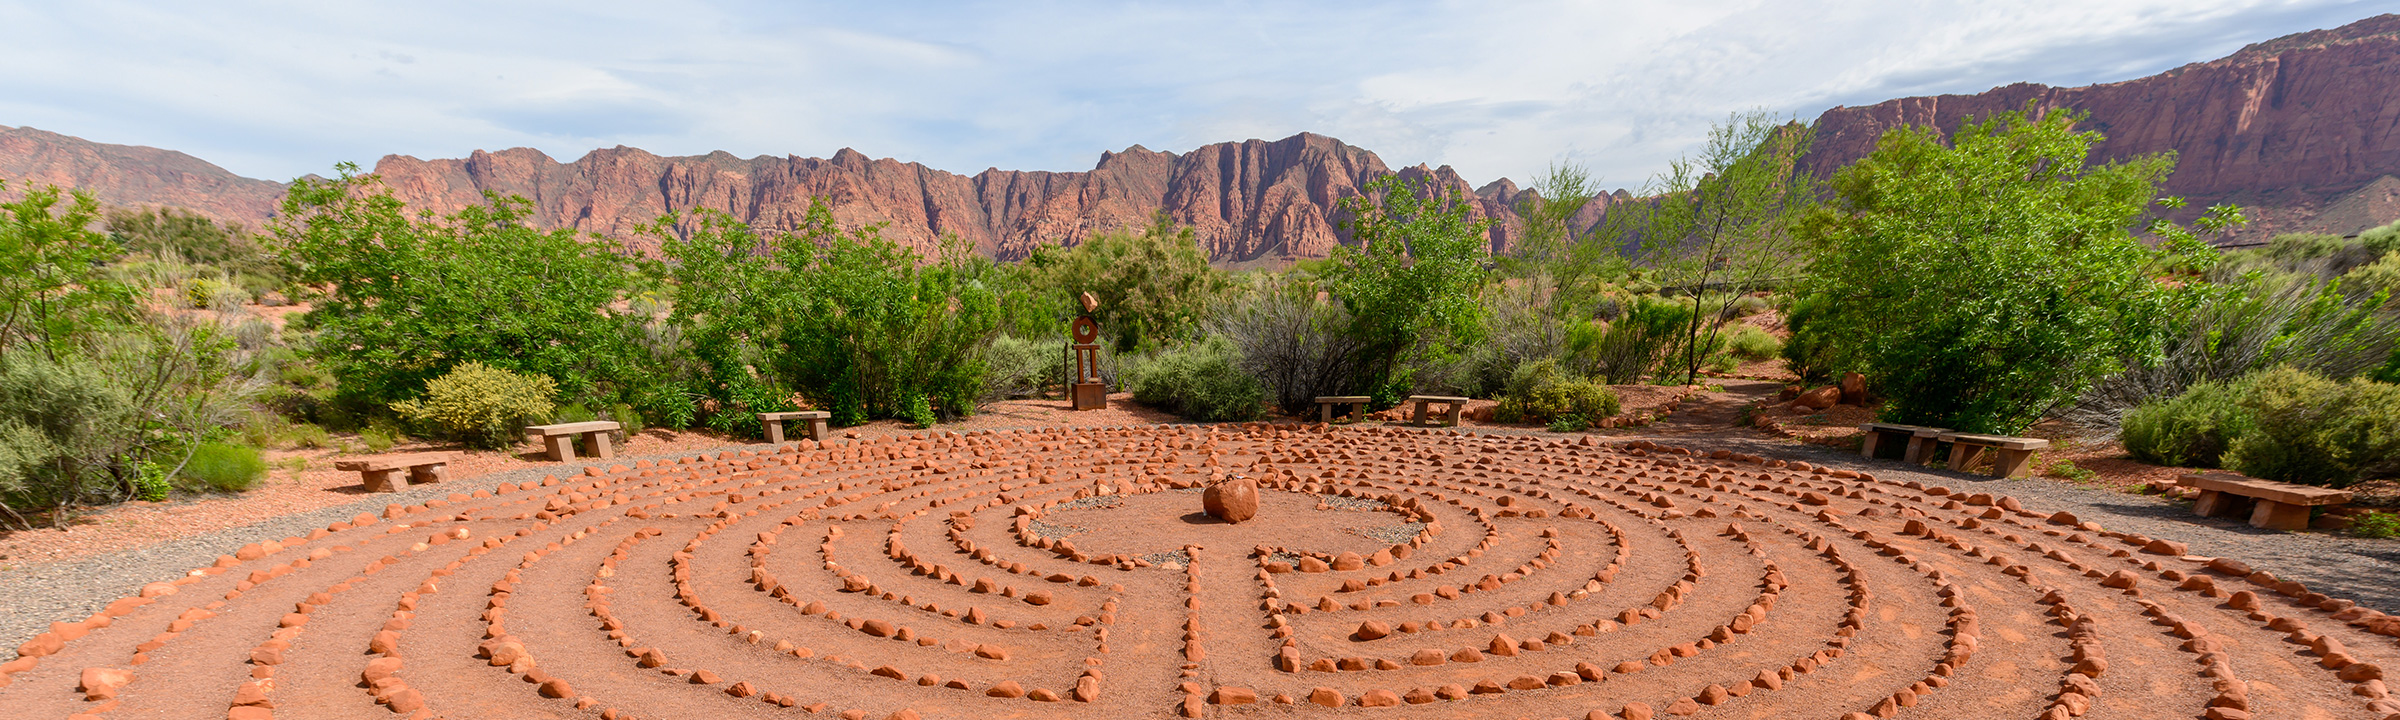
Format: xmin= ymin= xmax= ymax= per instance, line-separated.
xmin=372 ymin=132 xmax=1522 ymax=262
xmin=1807 ymin=14 xmax=2400 ymax=242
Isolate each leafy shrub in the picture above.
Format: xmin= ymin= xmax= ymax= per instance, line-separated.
xmin=359 ymin=420 xmax=401 ymax=453
xmin=0 ymin=353 xmax=138 ymax=517
xmin=2353 ymin=511 xmax=2400 ymax=539
xmin=2121 ymin=379 xmax=2254 ymax=468
xmin=1725 ymin=324 xmax=1781 ymax=362
xmin=391 ymin=362 xmax=557 ymax=449
xmin=1798 ymin=107 xmax=2236 ymax=434
xmin=982 ymin=335 xmax=1065 ymax=401
xmin=133 ymin=460 xmax=169 ymax=501
xmin=1495 ymin=359 xmax=1620 ymax=426
xmin=1126 ymin=336 xmax=1266 ymax=422
xmin=1210 ymin=278 xmax=1367 ymax=415
xmin=2221 ymin=367 xmax=2400 ymax=488
xmin=183 ymin=277 xmax=233 ymax=309
xmin=2072 ymin=271 xmax=2398 ymax=431
xmin=179 ymin=442 xmax=266 ymax=492
xmin=1578 ymin=296 xmax=1686 ymax=385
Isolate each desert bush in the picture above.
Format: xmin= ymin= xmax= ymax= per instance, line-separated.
xmin=981 ymin=335 xmax=1065 ymax=402
xmin=2120 ymin=378 xmax=2253 ymax=468
xmin=1495 ymin=359 xmax=1620 ymax=426
xmin=2071 ymin=272 xmax=2399 ymax=432
xmin=0 ymin=353 xmax=136 ymax=521
xmin=2221 ymin=367 xmax=2400 ymax=488
xmin=1797 ymin=107 xmax=2237 ymax=434
xmin=179 ymin=442 xmax=266 ymax=492
xmin=1578 ymin=296 xmax=1686 ymax=385
xmin=391 ymin=362 xmax=558 ymax=449
xmin=2353 ymin=511 xmax=2400 ymax=539
xmin=1126 ymin=336 xmax=1265 ymax=422
xmin=1724 ymin=324 xmax=1781 ymax=362
xmin=1016 ymin=212 xmax=1230 ymax=351
xmin=275 ymin=167 xmax=645 ymax=415
xmin=1211 ymin=277 xmax=1368 ymax=415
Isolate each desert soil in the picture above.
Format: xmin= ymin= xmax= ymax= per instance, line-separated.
xmin=3 ymin=393 xmax=2396 ymax=719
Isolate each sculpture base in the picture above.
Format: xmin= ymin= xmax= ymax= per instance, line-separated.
xmin=1071 ymin=383 xmax=1107 ymax=411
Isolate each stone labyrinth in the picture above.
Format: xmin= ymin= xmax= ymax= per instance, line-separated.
xmin=6 ymin=425 xmax=2400 ymax=720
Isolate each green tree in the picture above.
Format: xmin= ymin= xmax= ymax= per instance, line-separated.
xmin=272 ymin=165 xmax=643 ymax=413
xmin=640 ymin=208 xmax=792 ymax=434
xmin=1021 ymin=211 xmax=1228 ymax=351
xmin=1325 ymin=174 xmax=1494 ymax=400
xmin=770 ymin=202 xmax=1001 ymax=426
xmin=1799 ymin=106 xmax=2239 ymax=433
xmin=1598 ymin=110 xmax=1818 ymax=384
xmin=0 ymin=182 xmax=138 ymax=359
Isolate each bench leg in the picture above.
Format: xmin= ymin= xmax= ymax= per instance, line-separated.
xmin=1859 ymin=431 xmax=1884 ymax=459
xmin=1904 ymin=436 xmax=1935 ymax=464
xmin=361 ymin=469 xmax=399 ymax=493
xmin=765 ymin=420 xmax=786 ymax=444
xmin=1948 ymin=444 xmax=1987 ymax=473
xmin=408 ymin=464 xmax=445 ymax=485
xmin=1319 ymin=404 xmax=1333 ymax=423
xmin=1993 ymin=449 xmax=2036 ymax=479
xmin=1444 ymin=403 xmax=1463 ymax=427
xmin=1413 ymin=400 xmax=1431 ymax=427
xmin=2192 ymin=490 xmax=2235 ymax=518
xmin=545 ymin=435 xmax=578 ymax=462
xmin=581 ymin=431 xmax=615 ymax=460
xmin=806 ymin=418 xmax=828 ymax=441
xmin=2250 ymin=501 xmax=2311 ymax=531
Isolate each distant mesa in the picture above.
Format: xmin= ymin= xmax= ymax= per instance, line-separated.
xmin=6 ymin=13 xmax=2400 ymax=257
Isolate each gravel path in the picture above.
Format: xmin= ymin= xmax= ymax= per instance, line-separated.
xmin=0 ymin=444 xmax=743 ymax=652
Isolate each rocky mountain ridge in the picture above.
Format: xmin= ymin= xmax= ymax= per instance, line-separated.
xmin=5 ymin=14 xmax=2398 ymax=256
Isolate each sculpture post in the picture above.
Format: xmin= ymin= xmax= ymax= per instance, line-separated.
xmin=1070 ymin=292 xmax=1107 ymax=411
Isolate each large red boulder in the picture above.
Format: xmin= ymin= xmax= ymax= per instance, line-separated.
xmin=1203 ymin=478 xmax=1258 ymax=524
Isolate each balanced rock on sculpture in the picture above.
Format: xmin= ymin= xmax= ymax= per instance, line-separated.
xmin=1203 ymin=477 xmax=1258 ymax=523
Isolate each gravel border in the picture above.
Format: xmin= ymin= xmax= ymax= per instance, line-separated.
xmin=0 ymin=442 xmax=747 ymax=652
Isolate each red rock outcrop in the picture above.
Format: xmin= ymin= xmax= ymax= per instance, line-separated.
xmin=0 ymin=125 xmax=285 ymax=226
xmin=1808 ymin=14 xmax=2400 ymax=242
xmin=371 ymin=133 xmax=1524 ymax=262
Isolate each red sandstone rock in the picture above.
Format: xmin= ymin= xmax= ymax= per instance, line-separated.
xmin=1202 ymin=478 xmax=1258 ymax=523
xmin=79 ymin=667 xmax=132 ymax=700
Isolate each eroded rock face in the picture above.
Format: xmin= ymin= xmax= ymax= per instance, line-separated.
xmin=372 ymin=134 xmax=1530 ymax=263
xmin=1201 ymin=477 xmax=1258 ymax=524
xmin=1807 ymin=14 xmax=2400 ymax=243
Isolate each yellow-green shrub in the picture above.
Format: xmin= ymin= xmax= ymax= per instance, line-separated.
xmin=1495 ymin=359 xmax=1620 ymax=426
xmin=391 ymin=362 xmax=556 ymax=449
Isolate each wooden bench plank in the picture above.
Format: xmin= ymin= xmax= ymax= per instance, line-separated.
xmin=1313 ymin=396 xmax=1372 ymax=423
xmin=525 ymin=421 xmax=621 ymax=436
xmin=1934 ymin=433 xmax=2049 ymax=478
xmin=758 ymin=411 xmax=831 ymax=444
xmin=2179 ymin=472 xmax=2351 ymax=506
xmin=335 ymin=452 xmax=457 ymax=493
xmin=1858 ymin=424 xmax=1949 ymax=464
xmin=333 ymin=452 xmax=458 ymax=472
xmin=1407 ymin=395 xmax=1468 ymax=428
xmin=523 ymin=421 xmax=622 ymax=461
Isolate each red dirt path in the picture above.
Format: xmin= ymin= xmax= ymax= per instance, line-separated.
xmin=4 ymin=425 xmax=2396 ymax=719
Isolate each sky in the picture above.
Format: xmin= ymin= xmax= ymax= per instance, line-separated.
xmin=0 ymin=0 xmax=2387 ymax=190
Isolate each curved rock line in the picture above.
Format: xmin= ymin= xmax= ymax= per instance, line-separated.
xmin=2 ymin=425 xmax=2395 ymax=720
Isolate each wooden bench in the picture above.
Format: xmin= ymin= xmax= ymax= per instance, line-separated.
xmin=2182 ymin=471 xmax=2353 ymax=531
xmin=524 ymin=421 xmax=622 ymax=462
xmin=334 ymin=452 xmax=456 ymax=493
xmin=1935 ymin=432 xmax=2050 ymax=478
xmin=1313 ymin=396 xmax=1371 ymax=423
xmin=1409 ymin=395 xmax=1469 ymax=428
xmin=758 ymin=410 xmax=831 ymax=444
xmin=1859 ymin=423 xmax=1950 ymax=464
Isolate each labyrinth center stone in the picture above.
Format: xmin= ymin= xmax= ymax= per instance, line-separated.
xmin=1202 ymin=476 xmax=1258 ymax=523
xmin=4 ymin=424 xmax=2394 ymax=720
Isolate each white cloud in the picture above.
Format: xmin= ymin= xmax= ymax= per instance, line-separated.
xmin=0 ymin=0 xmax=2379 ymax=189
